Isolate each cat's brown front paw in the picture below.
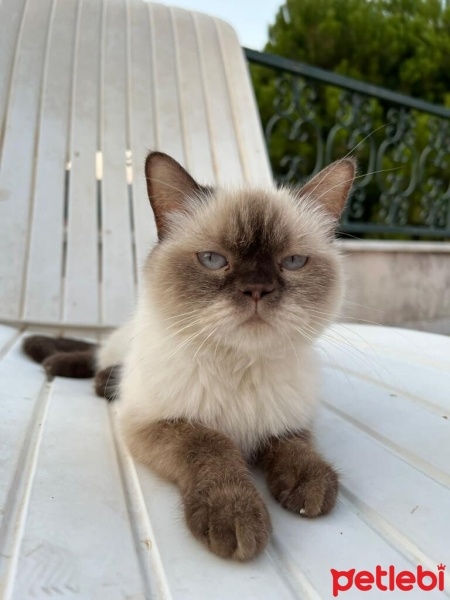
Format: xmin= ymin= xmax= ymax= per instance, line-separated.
xmin=268 ymin=458 xmax=338 ymax=517
xmin=184 ymin=483 xmax=271 ymax=561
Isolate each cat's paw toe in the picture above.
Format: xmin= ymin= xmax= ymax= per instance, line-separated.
xmin=270 ymin=461 xmax=338 ymax=517
xmin=184 ymin=484 xmax=271 ymax=560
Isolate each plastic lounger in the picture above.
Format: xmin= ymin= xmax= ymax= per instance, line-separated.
xmin=0 ymin=1 xmax=449 ymax=598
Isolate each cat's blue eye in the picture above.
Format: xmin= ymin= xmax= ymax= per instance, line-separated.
xmin=197 ymin=251 xmax=228 ymax=270
xmin=281 ymin=255 xmax=308 ymax=271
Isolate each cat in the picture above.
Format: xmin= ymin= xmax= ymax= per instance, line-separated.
xmin=23 ymin=151 xmax=356 ymax=561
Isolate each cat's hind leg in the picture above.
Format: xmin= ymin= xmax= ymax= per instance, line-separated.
xmin=22 ymin=335 xmax=97 ymax=379
xmin=256 ymin=431 xmax=338 ymax=517
xmin=23 ymin=334 xmax=121 ymax=396
xmin=22 ymin=335 xmax=96 ymax=364
xmin=124 ymin=419 xmax=272 ymax=561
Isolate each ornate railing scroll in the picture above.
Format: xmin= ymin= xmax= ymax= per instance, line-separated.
xmin=246 ymin=48 xmax=450 ymax=239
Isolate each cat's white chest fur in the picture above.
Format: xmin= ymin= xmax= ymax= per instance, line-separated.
xmin=101 ymin=309 xmax=319 ymax=457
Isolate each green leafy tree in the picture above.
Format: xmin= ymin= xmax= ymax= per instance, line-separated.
xmin=251 ymin=0 xmax=450 ymax=237
xmin=264 ymin=0 xmax=450 ymax=103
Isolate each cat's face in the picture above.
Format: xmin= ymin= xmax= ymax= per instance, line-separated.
xmin=143 ymin=153 xmax=355 ymax=353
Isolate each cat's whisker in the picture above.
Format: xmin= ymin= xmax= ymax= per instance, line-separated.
xmin=342 ymin=123 xmax=389 ymax=158
xmin=213 ymin=329 xmax=223 ymax=362
xmin=284 ymin=313 xmax=381 ymax=373
xmin=288 ymin=321 xmax=314 ymax=343
xmin=161 ymin=308 xmax=204 ymax=321
xmin=161 ymin=313 xmax=205 ymax=333
xmin=161 ymin=311 xmax=203 ymax=325
xmin=303 ymin=305 xmax=385 ymax=327
xmin=304 ymin=123 xmax=389 ymax=198
xmin=310 ymin=167 xmax=402 ymax=206
xmin=295 ymin=321 xmax=375 ymax=374
xmin=291 ymin=312 xmax=378 ymax=356
xmin=337 ymin=231 xmax=364 ymax=241
xmin=160 ymin=318 xmax=204 ymax=343
xmin=318 ymin=332 xmax=374 ymax=363
xmin=127 ymin=310 xmax=205 ymax=345
xmin=300 ymin=317 xmax=393 ymax=382
xmin=320 ymin=334 xmax=392 ymax=386
xmin=325 ymin=311 xmax=432 ymax=373
xmin=306 ymin=308 xmax=386 ymax=346
xmin=340 ymin=300 xmax=386 ymax=314
xmin=283 ymin=332 xmax=300 ymax=365
xmin=165 ymin=323 xmax=216 ymax=360
xmin=193 ymin=325 xmax=221 ymax=359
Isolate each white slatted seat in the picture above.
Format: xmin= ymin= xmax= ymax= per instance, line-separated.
xmin=0 ymin=1 xmax=449 ymax=598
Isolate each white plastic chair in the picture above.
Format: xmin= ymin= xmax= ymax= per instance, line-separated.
xmin=1 ymin=1 xmax=449 ymax=598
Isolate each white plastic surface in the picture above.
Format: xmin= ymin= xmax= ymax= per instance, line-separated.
xmin=1 ymin=1 xmax=449 ymax=598
xmin=0 ymin=324 xmax=449 ymax=599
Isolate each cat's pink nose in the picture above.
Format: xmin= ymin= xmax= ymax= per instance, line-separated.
xmin=240 ymin=283 xmax=275 ymax=302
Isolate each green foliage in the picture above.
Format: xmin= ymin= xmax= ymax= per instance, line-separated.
xmin=250 ymin=0 xmax=450 ymax=238
xmin=265 ymin=0 xmax=450 ymax=103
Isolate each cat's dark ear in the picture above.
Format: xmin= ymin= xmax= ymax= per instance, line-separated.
xmin=145 ymin=152 xmax=207 ymax=239
xmin=297 ymin=158 xmax=356 ymax=220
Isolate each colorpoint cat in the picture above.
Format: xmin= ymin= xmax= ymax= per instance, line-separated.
xmin=24 ymin=151 xmax=356 ymax=560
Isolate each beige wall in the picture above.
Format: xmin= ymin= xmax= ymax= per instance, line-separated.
xmin=339 ymin=241 xmax=450 ymax=334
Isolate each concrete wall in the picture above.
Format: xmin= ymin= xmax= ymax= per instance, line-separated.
xmin=339 ymin=241 xmax=450 ymax=334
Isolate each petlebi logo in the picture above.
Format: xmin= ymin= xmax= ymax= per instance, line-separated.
xmin=331 ymin=564 xmax=446 ymax=597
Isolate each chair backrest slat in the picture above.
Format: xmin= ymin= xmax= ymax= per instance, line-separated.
xmin=193 ymin=12 xmax=246 ymax=186
xmin=23 ymin=0 xmax=79 ymax=324
xmin=128 ymin=1 xmax=159 ymax=276
xmin=0 ymin=0 xmax=55 ymax=322
xmin=63 ymin=0 xmax=103 ymax=326
xmin=215 ymin=19 xmax=273 ymax=186
xmin=0 ymin=0 xmax=28 ymax=122
xmin=101 ymin=0 xmax=137 ymax=325
xmin=169 ymin=6 xmax=216 ymax=184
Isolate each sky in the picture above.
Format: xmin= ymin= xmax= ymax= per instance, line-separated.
xmin=153 ymin=0 xmax=282 ymax=50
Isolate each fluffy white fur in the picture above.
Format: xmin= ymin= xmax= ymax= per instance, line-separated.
xmin=99 ymin=301 xmax=318 ymax=457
